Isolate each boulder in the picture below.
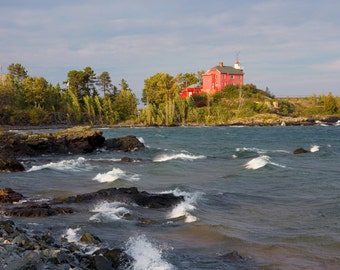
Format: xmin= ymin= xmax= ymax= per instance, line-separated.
xmin=52 ymin=187 xmax=183 ymax=208
xmin=80 ymin=232 xmax=101 ymax=244
xmin=293 ymin=148 xmax=310 ymax=154
xmin=0 ymin=152 xmax=25 ymax=172
xmin=0 ymin=188 xmax=24 ymax=203
xmin=104 ymin=135 xmax=144 ymax=152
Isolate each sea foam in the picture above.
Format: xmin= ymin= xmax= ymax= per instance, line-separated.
xmin=62 ymin=227 xmax=99 ymax=254
xmin=125 ymin=235 xmax=175 ymax=270
xmin=310 ymin=145 xmax=320 ymax=152
xmin=93 ymin=167 xmax=140 ymax=183
xmin=153 ymin=152 xmax=206 ymax=162
xmin=27 ymin=157 xmax=89 ymax=172
xmin=89 ymin=201 xmax=130 ymax=222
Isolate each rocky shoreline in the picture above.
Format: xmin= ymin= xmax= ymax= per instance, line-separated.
xmin=0 ymin=186 xmax=184 ymax=269
xmin=0 ymin=219 xmax=132 ymax=269
xmin=0 ymin=126 xmax=145 ymax=173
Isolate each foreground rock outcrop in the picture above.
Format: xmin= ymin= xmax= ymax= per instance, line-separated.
xmin=0 ymin=187 xmax=184 ymax=268
xmin=0 ymin=220 xmax=133 ymax=269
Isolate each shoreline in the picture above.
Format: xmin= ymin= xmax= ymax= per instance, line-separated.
xmin=1 ymin=114 xmax=340 ymax=131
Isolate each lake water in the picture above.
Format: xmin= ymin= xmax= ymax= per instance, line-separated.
xmin=1 ymin=126 xmax=340 ymax=269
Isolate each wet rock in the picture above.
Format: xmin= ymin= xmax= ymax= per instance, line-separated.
xmin=4 ymin=203 xmax=74 ymax=217
xmin=94 ymin=248 xmax=133 ymax=269
xmin=80 ymin=232 xmax=101 ymax=245
xmin=120 ymin=156 xmax=142 ymax=162
xmin=53 ymin=187 xmax=183 ymax=208
xmin=0 ymin=126 xmax=105 ymax=157
xmin=138 ymin=217 xmax=158 ymax=225
xmin=0 ymin=188 xmax=24 ymax=203
xmin=293 ymin=148 xmax=310 ymax=154
xmin=5 ymin=250 xmax=43 ymax=270
xmin=222 ymin=250 xmax=244 ymax=261
xmin=0 ymin=152 xmax=25 ymax=172
xmin=104 ymin=135 xmax=145 ymax=152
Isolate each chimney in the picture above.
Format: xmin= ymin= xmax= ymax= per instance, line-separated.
xmin=218 ymin=62 xmax=223 ymax=67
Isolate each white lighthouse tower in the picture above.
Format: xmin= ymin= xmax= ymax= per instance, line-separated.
xmin=234 ymin=52 xmax=243 ymax=70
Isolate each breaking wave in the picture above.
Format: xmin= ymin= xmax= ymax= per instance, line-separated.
xmin=310 ymin=145 xmax=320 ymax=152
xmin=125 ymin=235 xmax=175 ymax=270
xmin=236 ymin=147 xmax=289 ymax=155
xmin=165 ymin=189 xmax=201 ymax=223
xmin=244 ymin=155 xmax=286 ymax=170
xmin=89 ymin=201 xmax=130 ymax=222
xmin=153 ymin=152 xmax=206 ymax=162
xmin=27 ymin=157 xmax=90 ymax=172
xmin=93 ymin=167 xmax=140 ymax=183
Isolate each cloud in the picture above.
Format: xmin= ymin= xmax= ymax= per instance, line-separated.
xmin=1 ymin=0 xmax=340 ymax=97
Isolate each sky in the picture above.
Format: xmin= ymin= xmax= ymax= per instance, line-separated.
xmin=1 ymin=0 xmax=340 ymax=100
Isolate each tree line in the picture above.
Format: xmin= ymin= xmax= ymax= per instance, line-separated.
xmin=0 ymin=63 xmax=339 ymax=127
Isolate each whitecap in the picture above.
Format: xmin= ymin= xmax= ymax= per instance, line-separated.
xmin=125 ymin=235 xmax=175 ymax=270
xmin=89 ymin=201 xmax=130 ymax=222
xmin=27 ymin=157 xmax=89 ymax=172
xmin=93 ymin=167 xmax=140 ymax=183
xmin=236 ymin=147 xmax=289 ymax=155
xmin=153 ymin=152 xmax=206 ymax=162
xmin=62 ymin=227 xmax=81 ymax=243
xmin=244 ymin=155 xmax=286 ymax=170
xmin=310 ymin=145 xmax=320 ymax=152
xmin=164 ymin=189 xmax=201 ymax=223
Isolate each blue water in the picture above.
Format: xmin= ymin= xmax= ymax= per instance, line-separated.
xmin=1 ymin=126 xmax=340 ymax=269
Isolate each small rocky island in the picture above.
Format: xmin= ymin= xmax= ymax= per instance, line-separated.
xmin=0 ymin=126 xmax=145 ymax=172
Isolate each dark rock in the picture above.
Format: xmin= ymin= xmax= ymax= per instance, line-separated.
xmin=0 ymin=152 xmax=25 ymax=172
xmin=53 ymin=187 xmax=183 ymax=208
xmin=104 ymin=135 xmax=144 ymax=152
xmin=293 ymin=148 xmax=310 ymax=154
xmin=0 ymin=219 xmax=16 ymax=234
xmin=94 ymin=248 xmax=133 ymax=269
xmin=0 ymin=188 xmax=24 ymax=203
xmin=4 ymin=203 xmax=74 ymax=217
xmin=5 ymin=250 xmax=43 ymax=270
xmin=93 ymin=255 xmax=113 ymax=270
xmin=0 ymin=126 xmax=105 ymax=157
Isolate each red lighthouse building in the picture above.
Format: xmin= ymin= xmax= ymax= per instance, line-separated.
xmin=180 ymin=60 xmax=244 ymax=98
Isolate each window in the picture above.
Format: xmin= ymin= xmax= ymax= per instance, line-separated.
xmin=230 ymin=75 xmax=234 ymax=79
